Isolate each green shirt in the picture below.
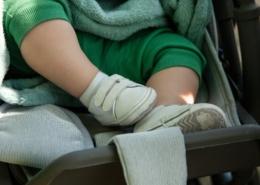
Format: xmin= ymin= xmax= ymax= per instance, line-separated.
xmin=3 ymin=0 xmax=206 ymax=84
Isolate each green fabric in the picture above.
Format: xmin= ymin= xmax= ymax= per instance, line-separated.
xmin=76 ymin=28 xmax=206 ymax=84
xmin=5 ymin=0 xmax=213 ymax=47
xmin=69 ymin=0 xmax=213 ymax=46
xmin=4 ymin=0 xmax=72 ymax=74
xmin=1 ymin=0 xmax=206 ymax=106
xmin=4 ymin=0 xmax=72 ymax=47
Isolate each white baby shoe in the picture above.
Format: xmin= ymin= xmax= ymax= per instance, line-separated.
xmin=134 ymin=103 xmax=230 ymax=133
xmin=80 ymin=72 xmax=157 ymax=126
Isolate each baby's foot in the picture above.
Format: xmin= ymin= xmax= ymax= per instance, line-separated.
xmin=134 ymin=103 xmax=230 ymax=133
xmin=80 ymin=73 xmax=157 ymax=126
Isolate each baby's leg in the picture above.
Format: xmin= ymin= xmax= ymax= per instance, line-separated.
xmin=133 ymin=30 xmax=228 ymax=132
xmin=21 ymin=20 xmax=98 ymax=98
xmin=146 ymin=67 xmax=199 ymax=106
xmin=135 ymin=67 xmax=228 ymax=133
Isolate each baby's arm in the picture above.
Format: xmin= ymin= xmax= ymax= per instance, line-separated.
xmin=21 ymin=20 xmax=99 ymax=98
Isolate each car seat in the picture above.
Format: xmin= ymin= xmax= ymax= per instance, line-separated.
xmin=1 ymin=0 xmax=260 ymax=185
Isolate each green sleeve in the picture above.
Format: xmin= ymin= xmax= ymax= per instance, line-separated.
xmin=4 ymin=0 xmax=72 ymax=47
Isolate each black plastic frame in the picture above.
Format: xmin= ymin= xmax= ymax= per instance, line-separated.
xmin=212 ymin=0 xmax=243 ymax=91
xmin=213 ymin=0 xmax=260 ymax=122
xmin=0 ymin=163 xmax=13 ymax=185
xmin=234 ymin=0 xmax=260 ymax=122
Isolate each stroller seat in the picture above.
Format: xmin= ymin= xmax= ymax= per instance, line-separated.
xmin=1 ymin=0 xmax=260 ymax=185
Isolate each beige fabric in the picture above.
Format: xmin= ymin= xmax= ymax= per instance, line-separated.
xmin=113 ymin=127 xmax=187 ymax=185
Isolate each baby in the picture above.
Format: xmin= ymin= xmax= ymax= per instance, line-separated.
xmin=3 ymin=0 xmax=227 ymax=133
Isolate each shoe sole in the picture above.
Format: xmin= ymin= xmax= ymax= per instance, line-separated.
xmin=164 ymin=107 xmax=227 ymax=133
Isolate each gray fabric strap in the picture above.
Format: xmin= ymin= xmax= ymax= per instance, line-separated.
xmin=113 ymin=127 xmax=187 ymax=185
